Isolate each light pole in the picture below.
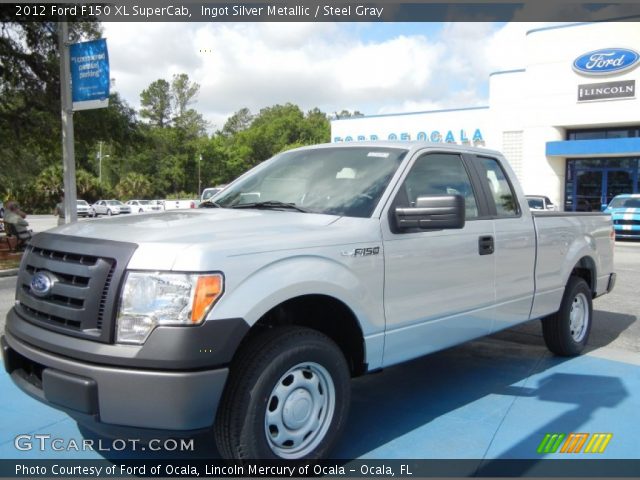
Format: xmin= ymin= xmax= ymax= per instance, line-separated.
xmin=97 ymin=141 xmax=110 ymax=183
xmin=198 ymin=154 xmax=202 ymax=196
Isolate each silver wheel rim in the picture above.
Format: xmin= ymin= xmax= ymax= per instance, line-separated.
xmin=264 ymin=362 xmax=335 ymax=459
xmin=569 ymin=292 xmax=589 ymax=342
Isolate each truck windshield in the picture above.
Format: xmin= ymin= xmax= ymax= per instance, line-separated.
xmin=215 ymin=147 xmax=407 ymax=217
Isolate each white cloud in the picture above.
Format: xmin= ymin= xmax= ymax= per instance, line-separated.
xmin=103 ymin=21 xmax=559 ymax=129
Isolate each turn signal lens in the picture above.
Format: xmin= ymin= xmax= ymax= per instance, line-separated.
xmin=192 ymin=275 xmax=223 ymax=323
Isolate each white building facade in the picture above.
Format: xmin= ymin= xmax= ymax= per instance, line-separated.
xmin=331 ymin=22 xmax=640 ymax=211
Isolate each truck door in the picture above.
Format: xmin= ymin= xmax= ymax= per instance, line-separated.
xmin=381 ymin=151 xmax=496 ymax=367
xmin=466 ymin=154 xmax=536 ymax=332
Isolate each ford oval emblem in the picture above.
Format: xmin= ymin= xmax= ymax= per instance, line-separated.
xmin=30 ymin=271 xmax=56 ymax=298
xmin=573 ymin=48 xmax=640 ymax=76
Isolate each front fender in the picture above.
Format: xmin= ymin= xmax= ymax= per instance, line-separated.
xmin=210 ymin=254 xmax=384 ymax=338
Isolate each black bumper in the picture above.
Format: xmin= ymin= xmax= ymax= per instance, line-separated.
xmin=2 ymin=332 xmax=228 ymax=432
xmin=2 ymin=309 xmax=250 ymax=432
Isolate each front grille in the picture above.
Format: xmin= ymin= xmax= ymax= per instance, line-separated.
xmin=614 ymin=219 xmax=640 ymax=226
xmin=15 ymin=233 xmax=137 ymax=343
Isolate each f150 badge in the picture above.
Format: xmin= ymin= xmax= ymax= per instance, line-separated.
xmin=341 ymin=246 xmax=380 ymax=257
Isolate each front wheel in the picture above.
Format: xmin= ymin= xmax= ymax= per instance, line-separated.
xmin=542 ymin=276 xmax=593 ymax=356
xmin=214 ymin=326 xmax=351 ymax=460
xmin=107 ymin=209 xmax=112 ymax=216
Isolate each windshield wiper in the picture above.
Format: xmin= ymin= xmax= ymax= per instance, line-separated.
xmin=230 ymin=201 xmax=310 ymax=213
xmin=199 ymin=199 xmax=223 ymax=208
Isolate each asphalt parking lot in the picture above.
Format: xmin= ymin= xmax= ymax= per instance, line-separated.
xmin=0 ymin=227 xmax=638 ymax=463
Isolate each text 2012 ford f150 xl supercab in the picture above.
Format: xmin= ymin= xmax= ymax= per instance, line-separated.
xmin=2 ymin=142 xmax=615 ymax=460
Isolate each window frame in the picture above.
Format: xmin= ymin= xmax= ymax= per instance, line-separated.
xmin=387 ymin=150 xmax=492 ymax=234
xmin=466 ymin=154 xmax=522 ymax=219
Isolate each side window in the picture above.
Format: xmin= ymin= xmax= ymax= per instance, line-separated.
xmin=397 ymin=153 xmax=478 ymax=219
xmin=479 ymin=157 xmax=519 ymax=217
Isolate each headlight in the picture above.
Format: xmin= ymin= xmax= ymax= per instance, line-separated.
xmin=116 ymin=271 xmax=223 ymax=344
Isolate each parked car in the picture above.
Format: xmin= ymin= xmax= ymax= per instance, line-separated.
xmin=3 ymin=142 xmax=616 ymax=460
xmin=76 ymin=199 xmax=92 ymax=217
xmin=91 ymin=199 xmax=131 ymax=216
xmin=201 ymin=186 xmax=226 ymax=202
xmin=163 ymin=199 xmax=196 ymax=210
xmin=525 ymin=195 xmax=557 ymax=211
xmin=604 ymin=193 xmax=640 ymax=239
xmin=126 ymin=199 xmax=163 ymax=214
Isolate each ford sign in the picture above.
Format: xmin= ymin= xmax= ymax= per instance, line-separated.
xmin=30 ymin=271 xmax=56 ymax=298
xmin=573 ymin=48 xmax=640 ymax=76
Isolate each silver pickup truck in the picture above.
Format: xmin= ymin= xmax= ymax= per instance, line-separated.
xmin=2 ymin=142 xmax=615 ymax=460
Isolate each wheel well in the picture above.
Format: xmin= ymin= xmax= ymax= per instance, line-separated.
xmin=571 ymin=256 xmax=596 ymax=295
xmin=239 ymin=295 xmax=367 ymax=377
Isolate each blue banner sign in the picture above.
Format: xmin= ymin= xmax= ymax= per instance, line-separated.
xmin=573 ymin=48 xmax=640 ymax=76
xmin=70 ymin=38 xmax=110 ymax=110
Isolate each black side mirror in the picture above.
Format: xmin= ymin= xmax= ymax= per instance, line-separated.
xmin=394 ymin=194 xmax=465 ymax=230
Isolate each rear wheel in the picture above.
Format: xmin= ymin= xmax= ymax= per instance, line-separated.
xmin=214 ymin=326 xmax=350 ymax=460
xmin=542 ymin=276 xmax=592 ymax=356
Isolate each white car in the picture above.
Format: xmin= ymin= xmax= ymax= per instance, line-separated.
xmin=76 ymin=200 xmax=92 ymax=217
xmin=126 ymin=200 xmax=163 ymax=214
xmin=91 ymin=200 xmax=131 ymax=216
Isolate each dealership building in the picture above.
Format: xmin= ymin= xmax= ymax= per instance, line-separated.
xmin=330 ymin=21 xmax=640 ymax=211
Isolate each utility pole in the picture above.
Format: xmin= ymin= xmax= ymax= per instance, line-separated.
xmin=58 ymin=20 xmax=78 ymax=224
xmin=97 ymin=141 xmax=109 ymax=183
xmin=198 ymin=154 xmax=202 ymax=196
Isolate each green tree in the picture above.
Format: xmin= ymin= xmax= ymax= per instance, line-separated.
xmin=0 ymin=19 xmax=101 ymax=196
xmin=115 ymin=172 xmax=153 ymax=200
xmin=140 ymin=79 xmax=172 ymax=127
xmin=221 ymin=107 xmax=253 ymax=137
xmin=171 ymin=73 xmax=200 ymax=119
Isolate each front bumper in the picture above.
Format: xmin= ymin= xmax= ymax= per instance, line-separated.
xmin=2 ymin=331 xmax=228 ymax=432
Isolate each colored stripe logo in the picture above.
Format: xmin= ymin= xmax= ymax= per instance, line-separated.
xmin=537 ymin=433 xmax=613 ymax=454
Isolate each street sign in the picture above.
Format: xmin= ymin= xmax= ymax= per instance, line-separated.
xmin=69 ymin=38 xmax=110 ymax=111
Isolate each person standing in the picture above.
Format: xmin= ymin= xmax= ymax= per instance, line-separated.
xmin=4 ymin=201 xmax=32 ymax=249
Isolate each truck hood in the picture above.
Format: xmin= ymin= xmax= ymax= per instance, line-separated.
xmin=52 ymin=209 xmax=339 ymax=243
xmin=49 ymin=209 xmax=358 ymax=270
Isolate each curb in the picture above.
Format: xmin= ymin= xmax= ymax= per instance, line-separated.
xmin=0 ymin=268 xmax=18 ymax=278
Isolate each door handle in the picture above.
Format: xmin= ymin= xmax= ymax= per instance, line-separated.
xmin=479 ymin=235 xmax=494 ymax=255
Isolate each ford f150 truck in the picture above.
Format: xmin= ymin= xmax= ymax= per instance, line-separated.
xmin=2 ymin=142 xmax=615 ymax=460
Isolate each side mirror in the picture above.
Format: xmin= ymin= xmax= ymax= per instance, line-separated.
xmin=394 ymin=195 xmax=465 ymax=230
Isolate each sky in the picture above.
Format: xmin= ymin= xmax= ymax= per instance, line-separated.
xmin=102 ymin=21 xmax=559 ymax=131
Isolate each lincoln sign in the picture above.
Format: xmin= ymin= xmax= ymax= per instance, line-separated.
xmin=578 ymin=80 xmax=635 ymax=102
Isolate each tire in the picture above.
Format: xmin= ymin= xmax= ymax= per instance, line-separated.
xmin=542 ymin=276 xmax=593 ymax=356
xmin=214 ymin=326 xmax=351 ymax=460
xmin=107 ymin=209 xmax=112 ymax=216
xmin=139 ymin=208 xmax=143 ymax=213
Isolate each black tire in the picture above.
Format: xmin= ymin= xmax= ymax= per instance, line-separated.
xmin=542 ymin=276 xmax=593 ymax=356
xmin=107 ymin=209 xmax=112 ymax=216
xmin=214 ymin=326 xmax=351 ymax=460
xmin=139 ymin=208 xmax=143 ymax=213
